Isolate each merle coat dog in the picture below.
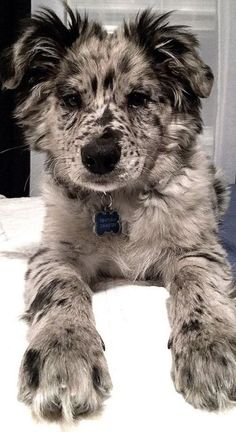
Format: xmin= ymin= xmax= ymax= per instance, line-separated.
xmin=1 ymin=5 xmax=236 ymax=422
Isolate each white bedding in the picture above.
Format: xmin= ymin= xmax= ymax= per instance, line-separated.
xmin=0 ymin=197 xmax=235 ymax=431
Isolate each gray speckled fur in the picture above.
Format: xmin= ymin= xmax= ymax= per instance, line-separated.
xmin=1 ymin=6 xmax=236 ymax=422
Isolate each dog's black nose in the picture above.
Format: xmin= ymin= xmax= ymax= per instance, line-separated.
xmin=81 ymin=138 xmax=121 ymax=175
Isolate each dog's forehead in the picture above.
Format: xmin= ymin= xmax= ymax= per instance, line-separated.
xmin=62 ymin=33 xmax=153 ymax=92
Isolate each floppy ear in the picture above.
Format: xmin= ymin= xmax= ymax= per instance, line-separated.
xmin=0 ymin=6 xmax=85 ymax=90
xmin=153 ymin=31 xmax=214 ymax=99
xmin=126 ymin=10 xmax=214 ymax=99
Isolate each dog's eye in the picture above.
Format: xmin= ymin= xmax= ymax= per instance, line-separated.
xmin=127 ymin=92 xmax=149 ymax=108
xmin=62 ymin=94 xmax=82 ymax=109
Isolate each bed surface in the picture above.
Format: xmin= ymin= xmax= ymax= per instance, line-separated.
xmin=0 ymin=186 xmax=235 ymax=432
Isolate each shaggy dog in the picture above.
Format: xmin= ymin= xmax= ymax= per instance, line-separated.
xmin=1 ymin=5 xmax=236 ymax=422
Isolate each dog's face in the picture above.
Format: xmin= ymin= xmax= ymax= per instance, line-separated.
xmin=0 ymin=8 xmax=213 ymax=192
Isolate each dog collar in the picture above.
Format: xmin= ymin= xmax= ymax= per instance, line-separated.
xmin=93 ymin=192 xmax=122 ymax=236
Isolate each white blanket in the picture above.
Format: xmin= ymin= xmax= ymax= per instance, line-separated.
xmin=0 ymin=197 xmax=235 ymax=431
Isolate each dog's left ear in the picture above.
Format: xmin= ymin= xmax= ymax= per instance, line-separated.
xmin=126 ymin=10 xmax=214 ymax=99
xmin=0 ymin=5 xmax=86 ymax=90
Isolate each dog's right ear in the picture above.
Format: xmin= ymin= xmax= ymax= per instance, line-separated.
xmin=0 ymin=6 xmax=86 ymax=90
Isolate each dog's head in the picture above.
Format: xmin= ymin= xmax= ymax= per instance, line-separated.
xmin=0 ymin=6 xmax=213 ymax=192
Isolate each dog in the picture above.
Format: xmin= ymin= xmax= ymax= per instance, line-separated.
xmin=1 ymin=4 xmax=236 ymax=422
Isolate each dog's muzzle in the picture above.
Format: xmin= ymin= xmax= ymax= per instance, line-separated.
xmin=81 ymin=134 xmax=121 ymax=175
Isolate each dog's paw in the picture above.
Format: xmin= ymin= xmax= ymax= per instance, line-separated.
xmin=18 ymin=325 xmax=112 ymax=422
xmin=171 ymin=328 xmax=236 ymax=411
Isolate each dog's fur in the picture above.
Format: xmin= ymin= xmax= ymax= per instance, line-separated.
xmin=1 ymin=5 xmax=236 ymax=422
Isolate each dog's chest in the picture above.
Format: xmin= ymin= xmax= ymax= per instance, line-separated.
xmin=89 ymin=190 xmax=200 ymax=257
xmin=89 ymin=192 xmax=163 ymax=243
xmin=60 ymin=190 xmax=200 ymax=279
xmin=82 ymin=193 xmax=173 ymax=270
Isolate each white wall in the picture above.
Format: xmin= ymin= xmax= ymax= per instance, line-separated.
xmin=214 ymin=0 xmax=236 ymax=184
xmin=32 ymin=0 xmax=64 ymax=18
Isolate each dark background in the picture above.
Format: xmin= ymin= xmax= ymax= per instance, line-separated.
xmin=0 ymin=0 xmax=31 ymax=197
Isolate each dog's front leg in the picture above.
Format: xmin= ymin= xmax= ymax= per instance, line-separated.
xmin=165 ymin=249 xmax=236 ymax=411
xmin=18 ymin=245 xmax=112 ymax=422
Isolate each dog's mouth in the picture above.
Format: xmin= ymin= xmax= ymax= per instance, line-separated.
xmin=79 ymin=156 xmax=146 ymax=192
xmin=74 ymin=139 xmax=147 ymax=192
xmin=81 ymin=171 xmax=125 ymax=192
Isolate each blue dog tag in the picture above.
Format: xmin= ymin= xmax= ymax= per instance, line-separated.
xmin=94 ymin=210 xmax=121 ymax=236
